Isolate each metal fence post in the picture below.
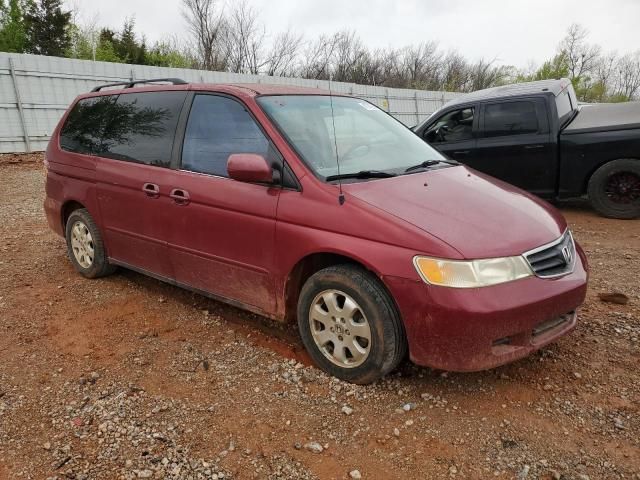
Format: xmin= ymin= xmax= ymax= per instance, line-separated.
xmin=385 ymin=88 xmax=391 ymax=113
xmin=414 ymin=91 xmax=420 ymax=125
xmin=9 ymin=58 xmax=31 ymax=153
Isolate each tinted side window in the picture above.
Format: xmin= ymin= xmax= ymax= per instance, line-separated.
xmin=60 ymin=96 xmax=117 ymax=155
xmin=101 ymin=91 xmax=187 ymax=167
xmin=181 ymin=95 xmax=277 ymax=177
xmin=424 ymin=107 xmax=474 ymax=143
xmin=484 ymin=101 xmax=538 ymax=137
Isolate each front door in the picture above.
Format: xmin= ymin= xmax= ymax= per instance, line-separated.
xmin=95 ymin=90 xmax=188 ymax=278
xmin=167 ymin=94 xmax=282 ymax=315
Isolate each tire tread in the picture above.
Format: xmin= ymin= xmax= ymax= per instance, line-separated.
xmin=297 ymin=264 xmax=407 ymax=384
xmin=587 ymin=159 xmax=640 ymax=219
xmin=65 ymin=208 xmax=116 ymax=278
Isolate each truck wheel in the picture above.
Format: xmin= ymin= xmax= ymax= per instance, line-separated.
xmin=297 ymin=265 xmax=407 ymax=384
xmin=65 ymin=208 xmax=116 ymax=278
xmin=587 ymin=159 xmax=640 ymax=219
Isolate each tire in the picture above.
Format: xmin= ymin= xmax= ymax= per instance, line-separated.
xmin=297 ymin=265 xmax=407 ymax=384
xmin=587 ymin=159 xmax=640 ymax=219
xmin=65 ymin=208 xmax=116 ymax=278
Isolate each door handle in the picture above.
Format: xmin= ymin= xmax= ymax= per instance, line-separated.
xmin=142 ymin=182 xmax=160 ymax=198
xmin=170 ymin=188 xmax=190 ymax=206
xmin=524 ymin=144 xmax=545 ymax=149
xmin=452 ymin=150 xmax=470 ymax=156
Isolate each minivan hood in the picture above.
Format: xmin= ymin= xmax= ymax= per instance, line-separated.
xmin=342 ymin=166 xmax=567 ymax=259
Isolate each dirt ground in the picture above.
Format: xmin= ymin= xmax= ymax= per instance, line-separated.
xmin=0 ymin=153 xmax=638 ymax=480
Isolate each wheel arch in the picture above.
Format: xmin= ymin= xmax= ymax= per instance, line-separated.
xmin=61 ymin=199 xmax=87 ymax=230
xmin=282 ymin=250 xmax=399 ymax=325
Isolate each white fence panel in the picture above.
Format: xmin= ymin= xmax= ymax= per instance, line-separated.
xmin=0 ymin=52 xmax=461 ymax=153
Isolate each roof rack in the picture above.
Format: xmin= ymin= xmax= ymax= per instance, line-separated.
xmin=90 ymin=78 xmax=188 ymax=92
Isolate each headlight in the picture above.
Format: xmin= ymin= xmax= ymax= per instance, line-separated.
xmin=413 ymin=255 xmax=532 ymax=288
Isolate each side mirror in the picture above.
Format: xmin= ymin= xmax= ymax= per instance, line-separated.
xmin=227 ymin=154 xmax=273 ymax=183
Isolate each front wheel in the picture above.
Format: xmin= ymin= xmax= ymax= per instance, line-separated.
xmin=297 ymin=265 xmax=407 ymax=384
xmin=587 ymin=159 xmax=640 ymax=219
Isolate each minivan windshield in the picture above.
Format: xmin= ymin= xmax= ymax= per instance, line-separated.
xmin=257 ymin=95 xmax=449 ymax=180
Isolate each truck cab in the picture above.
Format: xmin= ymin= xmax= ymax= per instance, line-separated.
xmin=414 ymin=79 xmax=640 ymax=219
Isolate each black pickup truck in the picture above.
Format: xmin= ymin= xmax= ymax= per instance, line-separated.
xmin=413 ymin=79 xmax=640 ymax=219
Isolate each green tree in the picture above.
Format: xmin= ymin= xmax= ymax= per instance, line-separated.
xmin=94 ymin=39 xmax=121 ymax=63
xmin=113 ymin=18 xmax=146 ymax=64
xmin=66 ymin=24 xmax=123 ymax=63
xmin=66 ymin=23 xmax=92 ymax=59
xmin=578 ymin=80 xmax=607 ymax=103
xmin=146 ymin=40 xmax=194 ymax=68
xmin=24 ymin=0 xmax=72 ymax=56
xmin=0 ymin=0 xmax=28 ymax=53
xmin=533 ymin=53 xmax=569 ymax=81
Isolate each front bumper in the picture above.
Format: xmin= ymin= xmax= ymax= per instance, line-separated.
xmin=384 ymin=244 xmax=588 ymax=372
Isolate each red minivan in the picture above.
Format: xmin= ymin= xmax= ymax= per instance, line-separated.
xmin=44 ymin=79 xmax=588 ymax=384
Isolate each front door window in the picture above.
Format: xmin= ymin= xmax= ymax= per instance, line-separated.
xmin=424 ymin=107 xmax=475 ymax=143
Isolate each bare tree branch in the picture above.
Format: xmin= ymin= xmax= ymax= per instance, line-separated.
xmin=225 ymin=0 xmax=265 ymax=74
xmin=264 ymin=29 xmax=304 ymax=77
xmin=181 ymin=0 xmax=226 ymax=70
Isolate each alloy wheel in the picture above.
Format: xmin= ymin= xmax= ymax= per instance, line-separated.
xmin=605 ymin=171 xmax=640 ymax=204
xmin=70 ymin=220 xmax=94 ymax=268
xmin=308 ymin=289 xmax=372 ymax=368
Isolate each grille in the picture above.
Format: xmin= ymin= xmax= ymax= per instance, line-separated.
xmin=524 ymin=231 xmax=575 ymax=278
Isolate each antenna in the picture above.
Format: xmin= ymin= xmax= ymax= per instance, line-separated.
xmin=328 ymin=74 xmax=345 ymax=205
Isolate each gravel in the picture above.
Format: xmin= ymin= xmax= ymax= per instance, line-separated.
xmin=0 ymin=155 xmax=638 ymax=479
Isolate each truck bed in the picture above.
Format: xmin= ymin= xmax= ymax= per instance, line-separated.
xmin=563 ymin=102 xmax=640 ymax=135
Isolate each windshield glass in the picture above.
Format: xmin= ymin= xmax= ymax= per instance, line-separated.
xmin=257 ymin=95 xmax=447 ymax=179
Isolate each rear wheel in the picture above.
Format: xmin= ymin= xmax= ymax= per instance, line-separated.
xmin=65 ymin=209 xmax=116 ymax=278
xmin=297 ymin=265 xmax=407 ymax=384
xmin=587 ymin=159 xmax=640 ymax=219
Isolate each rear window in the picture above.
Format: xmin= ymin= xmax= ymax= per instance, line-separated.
xmin=60 ymin=91 xmax=187 ymax=167
xmin=483 ymin=101 xmax=538 ymax=137
xmin=60 ymin=96 xmax=117 ymax=155
xmin=101 ymin=91 xmax=187 ymax=167
xmin=556 ymin=88 xmax=576 ymax=126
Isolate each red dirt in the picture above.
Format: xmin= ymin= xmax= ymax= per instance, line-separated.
xmin=0 ymin=153 xmax=638 ymax=479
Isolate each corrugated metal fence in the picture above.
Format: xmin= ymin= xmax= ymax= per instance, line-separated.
xmin=0 ymin=52 xmax=460 ymax=153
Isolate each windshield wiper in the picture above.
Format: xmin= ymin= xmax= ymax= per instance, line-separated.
xmin=403 ymin=159 xmax=458 ymax=173
xmin=325 ymin=170 xmax=397 ymax=182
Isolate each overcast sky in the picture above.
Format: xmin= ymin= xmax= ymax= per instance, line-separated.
xmin=66 ymin=0 xmax=640 ymax=67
